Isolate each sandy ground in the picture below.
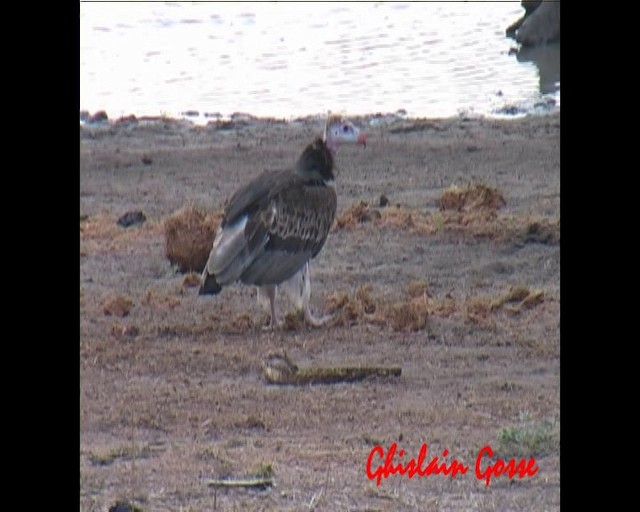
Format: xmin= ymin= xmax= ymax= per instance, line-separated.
xmin=80 ymin=112 xmax=560 ymax=512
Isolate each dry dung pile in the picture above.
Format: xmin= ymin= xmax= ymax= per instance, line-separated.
xmin=438 ymin=182 xmax=506 ymax=223
xmin=164 ymin=205 xmax=223 ymax=273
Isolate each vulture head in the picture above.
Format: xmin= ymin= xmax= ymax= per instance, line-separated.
xmin=296 ymin=115 xmax=366 ymax=183
xmin=324 ymin=114 xmax=367 ymax=155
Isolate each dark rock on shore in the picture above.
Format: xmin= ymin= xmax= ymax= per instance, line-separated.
xmin=88 ymin=110 xmax=109 ymax=123
xmin=116 ymin=114 xmax=138 ymax=125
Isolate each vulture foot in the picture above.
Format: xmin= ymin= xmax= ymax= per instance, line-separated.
xmin=304 ymin=308 xmax=333 ymax=328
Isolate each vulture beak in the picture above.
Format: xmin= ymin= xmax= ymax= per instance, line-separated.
xmin=357 ymin=131 xmax=367 ymax=148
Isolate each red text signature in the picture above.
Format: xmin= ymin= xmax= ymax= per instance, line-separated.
xmin=366 ymin=442 xmax=538 ymax=487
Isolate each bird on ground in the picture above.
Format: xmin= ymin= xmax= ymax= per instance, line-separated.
xmin=199 ymin=114 xmax=366 ymax=328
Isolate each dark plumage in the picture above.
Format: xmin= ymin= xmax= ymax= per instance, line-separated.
xmin=200 ymin=116 xmax=366 ymax=327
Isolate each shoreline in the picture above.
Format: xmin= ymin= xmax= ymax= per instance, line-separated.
xmin=80 ymin=105 xmax=560 ymax=131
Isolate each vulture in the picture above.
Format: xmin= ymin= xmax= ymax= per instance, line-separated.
xmin=199 ymin=115 xmax=366 ymax=328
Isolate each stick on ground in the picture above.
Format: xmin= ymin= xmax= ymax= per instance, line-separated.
xmin=204 ymin=477 xmax=273 ymax=489
xmin=261 ymin=353 xmax=402 ymax=385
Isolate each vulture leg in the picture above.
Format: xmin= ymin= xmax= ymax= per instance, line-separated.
xmin=258 ymin=285 xmax=282 ymax=330
xmin=282 ymin=262 xmax=333 ymax=327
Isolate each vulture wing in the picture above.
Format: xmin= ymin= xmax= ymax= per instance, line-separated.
xmin=201 ymin=169 xmax=336 ymax=292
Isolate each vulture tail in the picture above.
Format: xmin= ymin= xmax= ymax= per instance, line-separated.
xmin=199 ymin=271 xmax=222 ymax=295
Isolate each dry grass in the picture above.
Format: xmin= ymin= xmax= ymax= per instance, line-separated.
xmin=99 ymin=280 xmax=547 ymax=337
xmin=384 ymin=298 xmax=430 ymax=332
xmin=464 ymin=285 xmax=545 ymax=327
xmin=182 ymin=272 xmax=202 ymax=288
xmin=334 ymin=202 xmax=435 ymax=233
xmin=283 ymin=311 xmax=305 ymax=331
xmin=407 ymin=280 xmax=430 ymax=298
xmin=438 ymin=182 xmax=506 ymax=214
xmin=164 ymin=205 xmax=223 ymax=273
xmin=322 ymin=282 xmax=545 ymax=333
xmin=141 ymin=288 xmax=182 ymax=311
xmin=228 ymin=313 xmax=257 ymax=333
xmin=110 ymin=323 xmax=141 ymax=339
xmin=333 ymin=193 xmax=559 ymax=246
xmin=325 ymin=284 xmax=446 ymax=332
xmin=334 ymin=183 xmax=506 ymax=234
xmin=325 ymin=288 xmax=372 ymax=329
xmin=80 ymin=212 xmax=164 ymax=256
xmin=102 ymin=294 xmax=134 ymax=317
xmin=87 ymin=443 xmax=164 ymax=467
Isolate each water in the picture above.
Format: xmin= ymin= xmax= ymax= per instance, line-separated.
xmin=80 ymin=2 xmax=560 ymax=122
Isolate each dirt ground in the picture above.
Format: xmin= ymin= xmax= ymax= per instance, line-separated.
xmin=80 ymin=112 xmax=560 ymax=512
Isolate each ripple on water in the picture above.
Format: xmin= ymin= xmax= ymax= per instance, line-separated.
xmin=80 ymin=2 xmax=559 ymax=120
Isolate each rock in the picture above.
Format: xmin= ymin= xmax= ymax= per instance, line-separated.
xmin=230 ymin=112 xmax=256 ymax=122
xmin=534 ymin=97 xmax=557 ymax=109
xmin=116 ymin=114 xmax=138 ymax=125
xmin=117 ymin=210 xmax=146 ymax=228
xmin=88 ymin=110 xmax=109 ymax=123
xmin=506 ymin=1 xmax=559 ymax=46
xmin=109 ymin=501 xmax=144 ymax=512
xmin=523 ymin=221 xmax=558 ymax=245
xmin=214 ymin=120 xmax=237 ymax=131
xmin=496 ymin=105 xmax=527 ymax=116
